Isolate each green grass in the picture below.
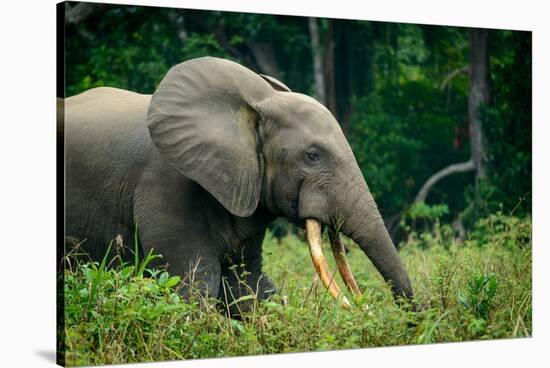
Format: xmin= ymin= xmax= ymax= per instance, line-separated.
xmin=61 ymin=212 xmax=531 ymax=366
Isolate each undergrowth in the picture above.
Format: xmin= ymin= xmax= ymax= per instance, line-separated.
xmin=61 ymin=212 xmax=532 ymax=366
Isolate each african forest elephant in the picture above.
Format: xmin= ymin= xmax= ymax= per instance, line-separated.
xmin=63 ymin=56 xmax=413 ymax=315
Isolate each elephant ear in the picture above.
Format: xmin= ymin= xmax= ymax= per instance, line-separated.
xmin=147 ymin=57 xmax=275 ymax=217
xmin=259 ymin=74 xmax=292 ymax=92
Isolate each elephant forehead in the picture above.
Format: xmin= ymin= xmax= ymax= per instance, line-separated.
xmin=265 ymin=92 xmax=340 ymax=132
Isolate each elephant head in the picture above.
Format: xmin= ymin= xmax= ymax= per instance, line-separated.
xmin=147 ymin=57 xmax=413 ymax=306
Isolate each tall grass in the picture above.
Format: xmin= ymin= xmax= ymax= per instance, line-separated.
xmin=61 ymin=212 xmax=531 ymax=366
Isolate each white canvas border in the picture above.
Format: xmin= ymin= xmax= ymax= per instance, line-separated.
xmin=1 ymin=0 xmax=547 ymax=367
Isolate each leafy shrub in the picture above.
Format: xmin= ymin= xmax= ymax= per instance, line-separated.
xmin=61 ymin=214 xmax=531 ymax=365
xmin=469 ymin=211 xmax=532 ymax=249
xmin=459 ymin=273 xmax=498 ymax=320
xmin=406 ymin=202 xmax=450 ymax=221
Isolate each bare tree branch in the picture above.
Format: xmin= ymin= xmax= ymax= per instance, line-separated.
xmin=414 ymin=160 xmax=475 ymax=203
xmin=440 ymin=65 xmax=468 ymax=90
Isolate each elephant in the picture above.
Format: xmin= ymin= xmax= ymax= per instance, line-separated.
xmin=63 ymin=56 xmax=413 ymax=316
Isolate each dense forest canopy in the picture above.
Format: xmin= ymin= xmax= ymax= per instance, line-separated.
xmin=63 ymin=2 xmax=532 ymax=240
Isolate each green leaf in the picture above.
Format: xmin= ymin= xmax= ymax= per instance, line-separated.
xmin=164 ymin=276 xmax=181 ymax=289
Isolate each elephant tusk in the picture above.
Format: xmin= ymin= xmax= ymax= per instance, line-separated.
xmin=329 ymin=232 xmax=362 ymax=297
xmin=305 ymin=219 xmax=352 ymax=309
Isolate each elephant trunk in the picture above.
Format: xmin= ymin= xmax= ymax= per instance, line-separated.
xmin=303 ymin=160 xmax=413 ymax=306
xmin=335 ymin=175 xmax=414 ymax=300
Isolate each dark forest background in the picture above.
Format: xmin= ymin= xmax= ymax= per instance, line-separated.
xmin=63 ymin=2 xmax=532 ymax=242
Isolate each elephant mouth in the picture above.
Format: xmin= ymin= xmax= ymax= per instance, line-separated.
xmin=304 ymin=218 xmax=362 ymax=308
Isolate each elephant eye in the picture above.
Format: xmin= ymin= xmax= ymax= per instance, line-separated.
xmin=305 ymin=151 xmax=320 ymax=163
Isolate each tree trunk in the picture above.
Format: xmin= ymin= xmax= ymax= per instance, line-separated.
xmin=334 ymin=20 xmax=353 ymax=134
xmin=323 ymin=19 xmax=337 ymax=115
xmin=469 ymin=28 xmax=490 ymax=179
xmin=414 ymin=28 xmax=490 ymax=203
xmin=167 ymin=11 xmax=188 ymax=45
xmin=308 ymin=17 xmax=325 ymax=105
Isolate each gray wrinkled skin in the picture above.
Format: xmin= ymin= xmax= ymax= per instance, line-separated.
xmin=64 ymin=57 xmax=413 ymax=317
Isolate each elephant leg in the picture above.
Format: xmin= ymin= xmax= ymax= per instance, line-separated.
xmin=136 ymin=212 xmax=223 ymax=299
xmin=140 ymin=230 xmax=222 ymax=299
xmin=218 ymin=251 xmax=277 ymax=318
xmin=134 ymin=179 xmax=223 ymax=300
xmin=175 ymin=250 xmax=222 ymax=300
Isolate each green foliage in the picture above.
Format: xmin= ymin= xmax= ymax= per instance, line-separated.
xmin=481 ymin=30 xmax=532 ymax=216
xmin=65 ymin=6 xmax=234 ymax=96
xmin=459 ymin=273 xmax=497 ymax=320
xmin=348 ymin=93 xmax=423 ymax=213
xmin=62 ymin=214 xmax=531 ymax=366
xmin=180 ymin=33 xmax=232 ymax=60
xmin=399 ymin=203 xmax=451 ymax=243
xmin=406 ymin=202 xmax=449 ymax=221
xmin=470 ymin=211 xmax=532 ymax=249
xmin=347 ymin=68 xmax=470 ymax=217
xmin=65 ymin=6 xmax=530 ymax=227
